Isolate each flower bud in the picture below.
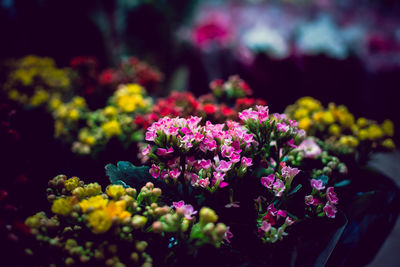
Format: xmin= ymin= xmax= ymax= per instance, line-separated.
xmin=152 ymin=221 xmax=163 ymax=233
xmin=126 ymin=188 xmax=137 ymax=198
xmin=199 ymin=207 xmax=218 ymax=224
xmin=135 ymin=241 xmax=148 ymax=252
xmin=152 ymin=188 xmax=162 ymax=197
xmin=202 ymin=223 xmax=215 ymax=235
xmin=130 ymin=252 xmax=139 ymax=262
xmin=215 ymin=223 xmax=227 ymax=238
xmin=150 ymin=203 xmax=158 ymax=209
xmin=145 ymin=182 xmax=154 ymax=189
xmin=131 ymin=215 xmax=147 ymax=229
xmin=65 ymin=257 xmax=74 ymax=266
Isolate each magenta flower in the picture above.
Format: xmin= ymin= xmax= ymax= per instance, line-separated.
xmin=241 ymin=157 xmax=253 ymax=167
xmin=239 ymin=110 xmax=251 ymax=121
xmin=145 ymin=130 xmax=157 ymax=141
xmin=273 ymin=113 xmax=287 ymax=120
xmin=243 ymin=133 xmax=254 ymax=144
xmin=281 ymin=165 xmax=300 ymax=182
xmin=285 ymin=216 xmax=295 ymax=226
xmin=225 ymin=201 xmax=240 ymax=208
xmin=224 ymin=226 xmax=234 ymax=243
xmin=326 ymin=187 xmax=338 ymax=204
xmin=323 ymin=203 xmax=337 ymax=218
xmin=256 ymin=105 xmax=269 ymax=123
xmin=218 ymin=160 xmax=232 ymax=172
xmin=311 ymin=179 xmax=325 ymax=190
xmin=230 ymin=153 xmax=241 ymax=163
xmin=267 ymin=204 xmax=277 ymax=216
xmin=149 ymin=164 xmax=160 ymax=179
xmin=170 ymin=168 xmax=181 ymax=180
xmin=181 ymin=127 xmax=191 ymax=135
xmin=194 ymin=132 xmax=204 ymax=142
xmin=261 ymin=174 xmax=275 ymax=189
xmin=221 ymin=145 xmax=234 ymax=158
xmin=286 ymin=138 xmax=297 ymax=148
xmin=199 ymin=159 xmax=212 ymax=169
xmin=298 ymin=138 xmax=322 ymax=158
xmin=207 ymin=140 xmax=217 ymax=151
xmin=173 ymin=200 xmax=185 ymax=209
xmin=142 ymin=145 xmax=150 ymax=156
xmin=198 ymin=178 xmax=210 ymax=188
xmin=160 ymin=170 xmax=169 ymax=179
xmin=305 ymin=195 xmax=316 ymax=206
xmin=213 ymin=171 xmax=226 ymax=181
xmin=168 ymin=126 xmax=179 ymax=136
xmin=273 ymin=179 xmax=285 ymax=197
xmin=156 ymin=147 xmax=174 ymax=156
xmin=277 ymin=210 xmax=287 ymax=219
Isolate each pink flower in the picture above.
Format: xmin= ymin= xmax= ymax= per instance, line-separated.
xmin=326 ymin=187 xmax=338 ymax=204
xmin=261 ymin=174 xmax=275 ymax=189
xmin=311 ymin=179 xmax=325 ymax=191
xmin=273 ymin=179 xmax=285 ymax=197
xmin=198 ymin=178 xmax=210 ymax=188
xmin=277 ymin=210 xmax=287 ymax=219
xmin=305 ymin=195 xmax=316 ymax=206
xmin=207 ymin=140 xmax=217 ymax=151
xmin=182 ymin=204 xmax=197 ymax=220
xmin=224 ymin=226 xmax=233 ymax=243
xmin=156 ymin=147 xmax=174 ymax=156
xmin=267 ymin=204 xmax=277 ymax=216
xmin=256 ymin=105 xmax=269 ymax=123
xmin=170 ymin=168 xmax=181 ymax=179
xmin=286 ymin=138 xmax=297 ymax=148
xmin=298 ymin=138 xmax=322 ymax=158
xmin=273 ymin=113 xmax=287 ymax=120
xmin=324 ymin=203 xmax=337 ymax=218
xmin=241 ymin=157 xmax=253 ymax=167
xmin=230 ymin=153 xmax=241 ymax=163
xmin=142 ymin=145 xmax=150 ymax=156
xmin=218 ymin=160 xmax=232 ymax=172
xmin=145 ymin=131 xmax=157 ymax=141
xmin=285 ymin=216 xmax=295 ymax=226
xmin=160 ymin=171 xmax=169 ymax=179
xmin=260 ymin=221 xmax=272 ymax=232
xmin=221 ymin=145 xmax=234 ymax=158
xmin=149 ymin=164 xmax=160 ymax=178
xmin=194 ymin=132 xmax=204 ymax=142
xmin=281 ymin=165 xmax=300 ymax=182
xmin=181 ymin=127 xmax=191 ymax=135
xmin=168 ymin=127 xmax=179 ymax=136
xmin=225 ymin=201 xmax=240 ymax=208
xmin=276 ymin=122 xmax=289 ymax=132
xmin=239 ymin=110 xmax=251 ymax=121
xmin=243 ymin=134 xmax=254 ymax=144
xmin=173 ymin=200 xmax=185 ymax=209
xmin=199 ymin=159 xmax=212 ymax=169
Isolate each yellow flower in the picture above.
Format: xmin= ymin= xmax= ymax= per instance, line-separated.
xmin=299 ymin=117 xmax=312 ymax=131
xmin=297 ymin=97 xmax=322 ymax=111
xmin=72 ymin=96 xmax=86 ymax=108
xmin=67 ymin=109 xmax=80 ymax=121
xmin=8 ymin=90 xmax=20 ymax=100
xmin=101 ymin=120 xmax=122 ymax=138
xmin=382 ymin=138 xmax=395 ymax=150
xmin=78 ymin=130 xmax=96 ymax=146
xmin=30 ymin=90 xmax=50 ymax=106
xmin=367 ymin=124 xmax=384 ymax=140
xmin=104 ymin=106 xmax=118 ymax=117
xmin=357 ymin=117 xmax=368 ymax=128
xmin=312 ymin=111 xmax=324 ymax=122
xmin=104 ymin=200 xmax=131 ymax=220
xmin=321 ymin=111 xmax=335 ymax=125
xmin=338 ymin=136 xmax=359 ymax=148
xmin=117 ymin=95 xmax=143 ymax=112
xmin=79 ymin=195 xmax=108 ymax=213
xmin=51 ymin=198 xmax=73 ymax=216
xmin=49 ymin=97 xmax=62 ymax=110
xmin=358 ymin=129 xmax=369 ymax=140
xmin=65 ymin=177 xmax=80 ymax=191
xmin=338 ymin=113 xmax=355 ymax=128
xmin=55 ymin=121 xmax=64 ymax=137
xmin=106 ymin=185 xmax=126 ymax=199
xmin=381 ymin=120 xmax=394 ymax=137
xmin=328 ymin=124 xmax=341 ymax=136
xmin=88 ymin=209 xmax=112 ymax=234
xmin=125 ymin=83 xmax=144 ymax=94
xmin=294 ymin=108 xmax=309 ymax=120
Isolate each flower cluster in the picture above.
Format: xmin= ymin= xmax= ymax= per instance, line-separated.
xmin=25 ymin=175 xmax=229 ymax=266
xmin=285 ymin=97 xmax=396 ymax=155
xmin=99 ymin=57 xmax=163 ymax=92
xmin=51 ymin=83 xmax=152 ymax=155
xmin=4 ymin=55 xmax=71 ymax=107
xmin=210 ymin=75 xmax=253 ymax=100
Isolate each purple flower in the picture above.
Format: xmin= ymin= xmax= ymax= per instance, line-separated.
xmin=241 ymin=157 xmax=253 ymax=167
xmin=182 ymin=204 xmax=198 ymax=220
xmin=326 ymin=187 xmax=338 ymax=204
xmin=224 ymin=226 xmax=233 ymax=243
xmin=273 ymin=179 xmax=285 ymax=197
xmin=298 ymin=138 xmax=322 ymax=158
xmin=261 ymin=174 xmax=275 ymax=189
xmin=311 ymin=179 xmax=325 ymax=191
xmin=305 ymin=195 xmax=316 ymax=206
xmin=149 ymin=164 xmax=160 ymax=179
xmin=218 ymin=160 xmax=232 ymax=172
xmin=170 ymin=168 xmax=181 ymax=180
xmin=324 ymin=203 xmax=337 ymax=218
xmin=145 ymin=130 xmax=157 ymax=141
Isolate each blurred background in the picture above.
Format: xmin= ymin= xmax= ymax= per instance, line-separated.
xmin=1 ymin=1 xmax=400 ymax=266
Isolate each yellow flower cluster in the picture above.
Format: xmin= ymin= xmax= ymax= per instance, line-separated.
xmin=112 ymin=84 xmax=151 ymax=113
xmin=4 ymin=55 xmax=71 ymax=107
xmin=285 ymin=97 xmax=396 ymax=152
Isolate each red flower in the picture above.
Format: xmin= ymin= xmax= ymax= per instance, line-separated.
xmin=99 ymin=69 xmax=115 ymax=85
xmin=203 ymin=104 xmax=217 ymax=114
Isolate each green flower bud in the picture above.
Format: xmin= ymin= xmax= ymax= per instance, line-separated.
xmin=152 ymin=221 xmax=163 ymax=233
xmin=135 ymin=241 xmax=148 ymax=252
xmin=132 ymin=215 xmax=147 ymax=229
xmin=199 ymin=207 xmax=218 ymax=224
xmin=130 ymin=252 xmax=139 ymax=262
xmin=202 ymin=223 xmax=215 ymax=235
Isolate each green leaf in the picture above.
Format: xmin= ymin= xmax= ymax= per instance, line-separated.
xmin=334 ymin=179 xmax=352 ymax=187
xmin=105 ymin=161 xmax=153 ymax=189
xmin=288 ymin=184 xmax=302 ymax=196
xmin=316 ymin=175 xmax=329 ymax=186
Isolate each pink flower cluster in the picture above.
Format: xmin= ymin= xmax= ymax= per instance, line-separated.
xmin=173 ymin=200 xmax=198 ymax=220
xmin=258 ymin=203 xmax=295 ymax=242
xmin=305 ymin=182 xmax=338 ymax=218
xmin=144 ymin=116 xmax=257 ymax=191
xmin=261 ymin=162 xmax=300 ymax=197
